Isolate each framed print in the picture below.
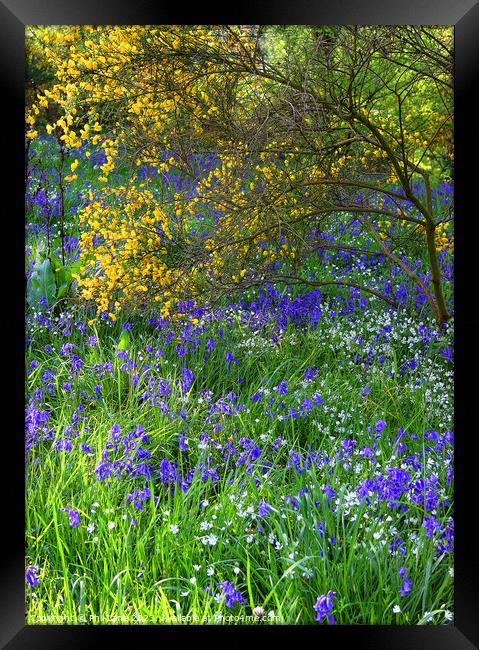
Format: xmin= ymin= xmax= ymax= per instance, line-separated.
xmin=1 ymin=0 xmax=478 ymax=647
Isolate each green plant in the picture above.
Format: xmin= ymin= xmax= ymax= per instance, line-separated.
xmin=27 ymin=247 xmax=81 ymax=310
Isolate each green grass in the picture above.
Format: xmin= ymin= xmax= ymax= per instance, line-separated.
xmin=25 ymin=294 xmax=454 ymax=625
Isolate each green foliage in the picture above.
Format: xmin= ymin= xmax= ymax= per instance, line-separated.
xmin=27 ymin=257 xmax=57 ymax=309
xmin=25 ymin=289 xmax=454 ymax=624
xmin=116 ymin=329 xmax=131 ymax=352
xmin=27 ymin=249 xmax=80 ymax=310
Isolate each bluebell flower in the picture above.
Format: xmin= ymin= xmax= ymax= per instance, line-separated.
xmin=323 ymin=485 xmax=336 ymax=503
xmin=56 ymin=438 xmax=73 ymax=452
xmin=388 ymin=538 xmax=406 ymax=556
xmin=76 ymin=321 xmax=86 ymax=335
xmin=110 ymin=423 xmax=121 ymax=440
xmin=26 ymin=565 xmax=40 ymax=588
xmin=285 ymin=495 xmax=300 ymax=510
xmin=300 ymin=398 xmax=313 ymax=416
xmin=225 ymin=351 xmax=239 ymax=370
xmin=60 ymin=342 xmax=74 ymax=357
xmin=217 ymin=580 xmax=245 ymax=608
xmin=95 ymin=460 xmax=113 ymax=481
xmin=180 ymin=368 xmax=195 ymax=393
xmin=440 ymin=346 xmax=453 ymax=363
xmin=438 ymin=518 xmax=454 ymax=554
xmin=271 ymin=437 xmax=282 ymax=451
xmin=70 ymin=354 xmax=83 ymax=375
xmin=258 ymin=499 xmax=273 ymax=517
xmin=273 ymin=380 xmax=288 ymax=395
xmin=397 ymin=441 xmax=407 ymax=455
xmin=341 ymin=439 xmax=357 ymax=456
xmin=135 ymin=447 xmax=152 ymax=460
xmin=375 ymin=419 xmax=387 ymax=433
xmin=423 ymin=515 xmax=441 ymax=538
xmin=304 ymin=367 xmax=317 ymax=381
xmin=313 ymin=591 xmax=337 ymax=624
xmin=61 ymin=507 xmax=80 ymax=527
xmin=42 ymin=369 xmax=55 ymax=385
xmin=398 ymin=567 xmax=412 ymax=597
xmin=360 ymin=445 xmax=375 ymax=459
xmin=206 ymin=337 xmax=215 ymax=353
xmin=159 ymin=458 xmax=175 ymax=483
xmin=176 ymin=345 xmax=187 ymax=358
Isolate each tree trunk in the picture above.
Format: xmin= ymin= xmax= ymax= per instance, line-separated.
xmin=423 ymin=172 xmax=450 ymax=325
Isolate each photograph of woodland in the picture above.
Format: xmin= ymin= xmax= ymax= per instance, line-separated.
xmin=25 ymin=25 xmax=453 ymax=624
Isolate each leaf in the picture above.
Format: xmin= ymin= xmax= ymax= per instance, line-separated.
xmin=56 ymin=283 xmax=70 ymax=299
xmin=50 ymin=255 xmax=71 ymax=288
xmin=117 ymin=329 xmax=131 ymax=351
xmin=68 ymin=259 xmax=82 ymax=276
xmin=27 ymin=258 xmax=57 ymax=308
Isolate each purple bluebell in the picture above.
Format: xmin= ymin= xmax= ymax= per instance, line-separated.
xmin=26 ymin=564 xmax=40 ymax=588
xmin=273 ymin=380 xmax=288 ymax=395
xmin=398 ymin=567 xmax=412 ymax=597
xmin=180 ymin=368 xmax=195 ymax=393
xmin=304 ymin=367 xmax=317 ymax=381
xmin=313 ymin=591 xmax=337 ymax=624
xmin=61 ymin=507 xmax=80 ymax=527
xmin=258 ymin=499 xmax=273 ymax=517
xmin=217 ymin=580 xmax=245 ymax=608
xmin=206 ymin=337 xmax=215 ymax=353
xmin=423 ymin=515 xmax=441 ymax=539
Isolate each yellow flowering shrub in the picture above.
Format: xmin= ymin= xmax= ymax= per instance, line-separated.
xmin=26 ymin=26 xmax=453 ymax=320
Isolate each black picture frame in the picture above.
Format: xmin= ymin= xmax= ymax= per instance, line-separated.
xmin=2 ymin=1 xmax=478 ymax=647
